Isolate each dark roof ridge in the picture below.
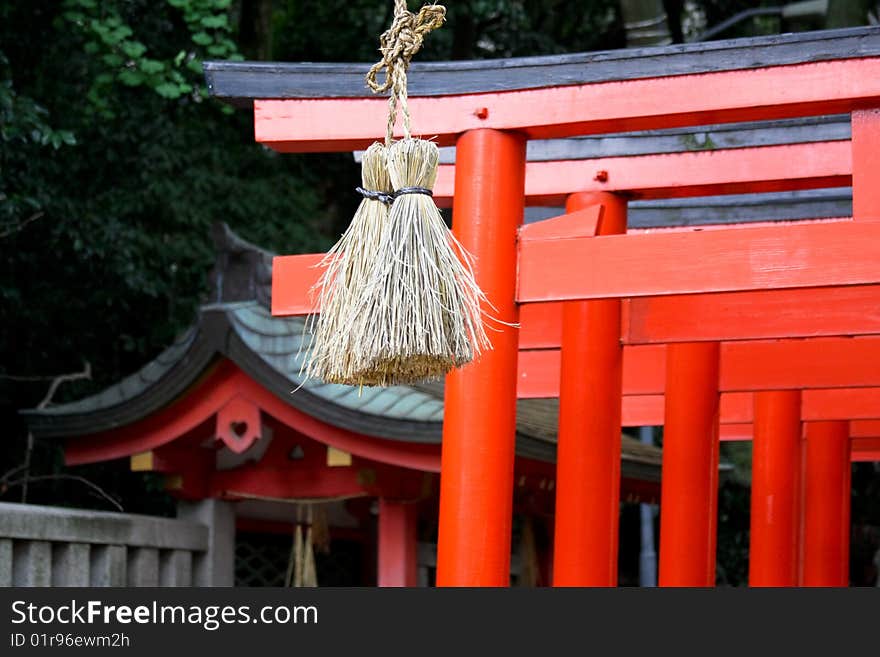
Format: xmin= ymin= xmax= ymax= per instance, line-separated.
xmin=208 ymin=222 xmax=274 ymax=308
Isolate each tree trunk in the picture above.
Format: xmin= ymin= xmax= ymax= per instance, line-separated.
xmin=619 ymin=0 xmax=673 ymax=47
xmin=825 ymin=0 xmax=872 ymax=28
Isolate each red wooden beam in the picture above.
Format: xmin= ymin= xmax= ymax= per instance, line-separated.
xmin=622 ymin=389 xmax=880 ymax=426
xmin=272 ymin=253 xmax=322 ymax=316
xmin=518 ymin=218 xmax=880 ymax=303
xmin=852 ymin=108 xmax=880 ymax=221
xmin=518 ymin=204 xmax=602 ymax=241
xmin=722 ymin=337 xmax=880 ymax=391
xmin=274 ymin=269 xmax=880 ymax=345
xmin=433 ymin=141 xmax=850 ymax=206
xmin=622 ymin=285 xmax=880 ymax=345
xmin=255 ymin=58 xmax=880 ymax=152
xmin=851 ymin=436 xmax=880 ymax=462
xmin=524 ymin=286 xmax=880 ymax=348
xmin=722 ymin=423 xmax=880 ymax=440
xmin=518 ymin=336 xmax=880 ymax=397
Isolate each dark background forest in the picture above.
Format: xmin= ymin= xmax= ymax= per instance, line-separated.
xmin=2 ymin=0 xmax=879 ymax=586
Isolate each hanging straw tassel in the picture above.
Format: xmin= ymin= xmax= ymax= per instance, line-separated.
xmin=305 ymin=143 xmax=392 ymax=385
xmin=292 ymin=522 xmax=304 ymax=587
xmin=345 ymin=0 xmax=490 ymax=385
xmin=302 ymin=525 xmax=318 ymax=587
xmin=352 ymin=138 xmax=489 ymax=384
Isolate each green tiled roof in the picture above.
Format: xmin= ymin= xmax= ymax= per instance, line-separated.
xmin=22 ymin=224 xmax=660 ymax=478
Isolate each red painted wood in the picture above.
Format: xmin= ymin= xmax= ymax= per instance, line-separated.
xmin=553 ymin=192 xmax=625 ymax=587
xmin=526 ymin=285 xmax=880 ymax=350
xmin=434 ymin=141 xmax=850 ymax=206
xmin=852 ymin=108 xmax=880 ymax=221
xmin=65 ymin=360 xmax=442 ymax=472
xmin=212 ymin=433 xmax=372 ymax=499
xmin=275 ymin=268 xmax=880 ymax=340
xmin=722 ymin=337 xmax=880 ymax=391
xmin=719 ymin=423 xmax=753 ymax=441
xmin=749 ymin=390 xmax=802 ymax=587
xmin=518 ymin=218 xmax=880 ymax=303
xmin=802 ymin=387 xmax=880 ymax=421
xmin=723 ymin=423 xmax=880 ymax=442
xmin=228 ymin=371 xmax=443 ymax=473
xmin=255 ymin=59 xmax=880 ymax=152
xmin=215 ymin=395 xmax=262 ymax=453
xmin=659 ymin=342 xmax=720 ymax=587
xmin=65 ymin=361 xmax=232 ymax=465
xmin=519 ymin=303 xmax=564 ymax=349
xmin=271 ymin=254 xmax=322 ymax=316
xmin=517 ymin=336 xmax=880 ymax=398
xmin=621 ymin=394 xmax=665 ymax=427
xmin=803 ymin=421 xmax=851 ymax=586
xmin=852 ymin=423 xmax=880 ymax=439
xmin=851 ymin=436 xmax=880 ymax=462
xmin=378 ymin=499 xmax=418 ymax=587
xmin=436 ymin=129 xmax=526 ymax=587
xmin=624 ymin=285 xmax=880 ymax=345
xmin=518 ymin=204 xmax=602 ymax=241
xmin=623 ymin=388 xmax=880 ymax=427
xmin=155 ymin=428 xmax=215 ymax=500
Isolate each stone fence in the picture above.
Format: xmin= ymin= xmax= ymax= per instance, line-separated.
xmin=0 ymin=500 xmax=233 ymax=586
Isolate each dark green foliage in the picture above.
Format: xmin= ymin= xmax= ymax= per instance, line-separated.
xmin=0 ymin=0 xmax=345 ymax=512
xmin=0 ymin=0 xmax=629 ymax=514
xmin=2 ymin=4 xmax=878 ymax=592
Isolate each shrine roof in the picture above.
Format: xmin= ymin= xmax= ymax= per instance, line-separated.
xmin=20 ymin=224 xmax=661 ymax=479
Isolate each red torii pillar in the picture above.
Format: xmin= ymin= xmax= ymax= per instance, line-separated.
xmin=436 ymin=129 xmax=526 ymax=586
xmin=803 ymin=421 xmax=851 ymax=586
xmin=553 ymin=192 xmax=626 ymax=586
xmin=658 ymin=342 xmax=721 ymax=586
xmin=749 ymin=390 xmax=802 ymax=586
xmin=377 ymin=499 xmax=418 ymax=587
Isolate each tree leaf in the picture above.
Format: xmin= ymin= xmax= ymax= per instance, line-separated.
xmin=200 ymin=15 xmax=229 ymax=29
xmin=154 ymin=82 xmax=183 ymax=99
xmin=102 ymin=53 xmax=123 ymax=67
xmin=117 ymin=69 xmax=145 ymax=86
xmin=122 ymin=41 xmax=147 ymax=58
xmin=138 ymin=59 xmax=165 ymax=75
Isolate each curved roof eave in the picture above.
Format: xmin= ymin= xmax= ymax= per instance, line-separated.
xmin=19 ymin=303 xmax=661 ymax=474
xmin=20 ymin=305 xmax=446 ymax=443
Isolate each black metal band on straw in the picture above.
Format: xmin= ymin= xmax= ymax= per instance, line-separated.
xmin=356 ymin=186 xmax=434 ymax=205
xmin=356 ymin=187 xmax=394 ymax=205
xmin=392 ymin=186 xmax=434 ymax=199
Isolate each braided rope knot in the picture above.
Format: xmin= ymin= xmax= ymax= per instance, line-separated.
xmin=366 ymin=4 xmax=446 ymax=94
xmin=365 ymin=2 xmax=446 ymax=144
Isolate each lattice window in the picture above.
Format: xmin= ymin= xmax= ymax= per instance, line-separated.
xmin=235 ymin=532 xmax=366 ymax=587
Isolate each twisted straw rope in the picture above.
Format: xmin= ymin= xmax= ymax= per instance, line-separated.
xmin=365 ymin=1 xmax=446 ymax=145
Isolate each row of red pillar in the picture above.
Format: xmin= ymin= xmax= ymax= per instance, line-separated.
xmin=391 ymin=126 xmax=858 ymax=588
xmin=751 ymin=393 xmax=852 ymax=586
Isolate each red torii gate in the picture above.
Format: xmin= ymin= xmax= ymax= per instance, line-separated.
xmin=206 ymin=26 xmax=880 ymax=587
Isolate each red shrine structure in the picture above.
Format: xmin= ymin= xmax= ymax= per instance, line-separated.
xmin=23 ymin=224 xmax=661 ymax=587
xmin=200 ymin=25 xmax=880 ymax=587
